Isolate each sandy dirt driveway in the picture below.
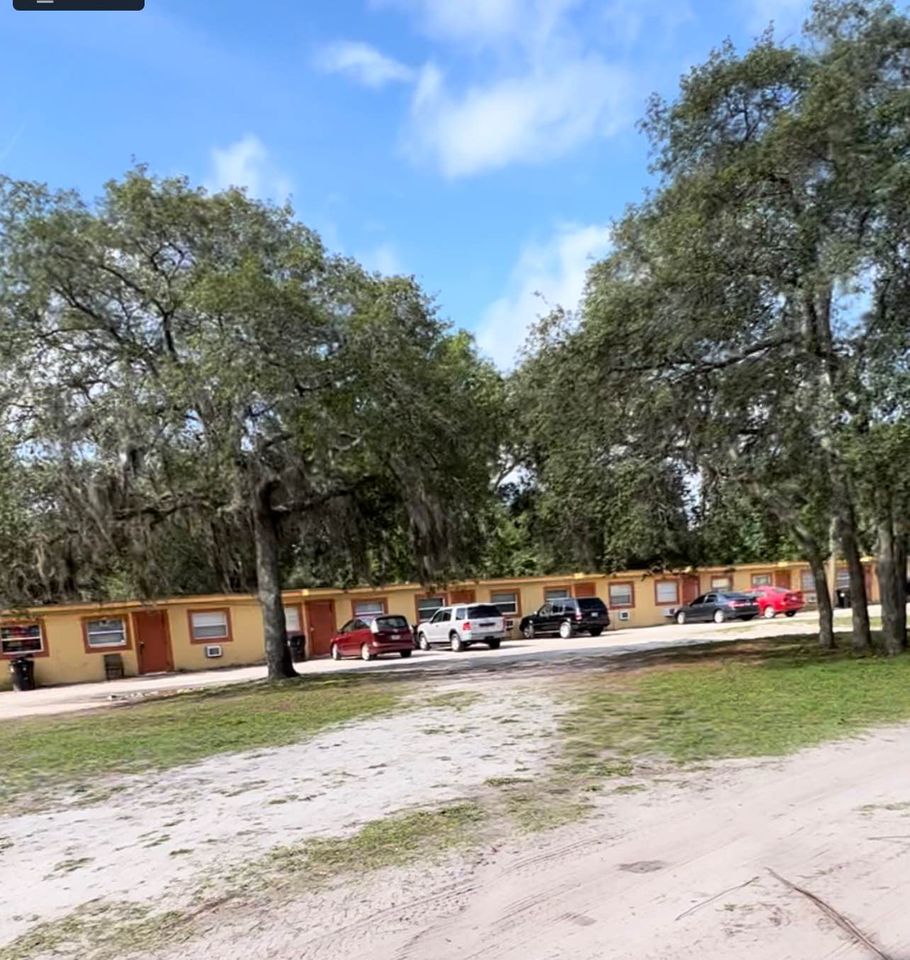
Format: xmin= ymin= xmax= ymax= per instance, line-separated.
xmin=160 ymin=724 xmax=910 ymax=960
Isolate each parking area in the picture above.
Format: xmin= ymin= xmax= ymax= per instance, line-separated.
xmin=0 ymin=608 xmax=855 ymax=721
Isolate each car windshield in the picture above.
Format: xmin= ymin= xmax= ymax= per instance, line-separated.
xmin=467 ymin=605 xmax=502 ymax=618
xmin=373 ymin=615 xmax=409 ymax=630
xmin=577 ymin=598 xmax=608 ymax=611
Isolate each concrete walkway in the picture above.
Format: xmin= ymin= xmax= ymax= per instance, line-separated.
xmin=0 ymin=608 xmax=859 ymax=721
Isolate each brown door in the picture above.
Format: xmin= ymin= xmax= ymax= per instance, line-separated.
xmin=682 ymin=576 xmax=700 ymax=604
xmin=449 ymin=589 xmax=476 ymax=604
xmin=305 ymin=600 xmax=336 ymax=657
xmin=133 ymin=610 xmax=173 ymax=674
xmin=774 ymin=570 xmax=792 ymax=589
xmin=573 ymin=582 xmax=597 ymax=598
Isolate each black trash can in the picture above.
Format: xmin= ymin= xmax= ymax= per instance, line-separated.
xmin=9 ymin=657 xmax=36 ymax=692
xmin=287 ymin=632 xmax=306 ymax=662
xmin=836 ymin=588 xmax=852 ymax=609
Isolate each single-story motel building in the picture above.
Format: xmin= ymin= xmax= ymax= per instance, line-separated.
xmin=0 ymin=560 xmax=879 ymax=689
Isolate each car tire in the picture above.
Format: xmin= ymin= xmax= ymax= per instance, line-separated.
xmin=676 ymin=611 xmax=687 ymax=625
xmin=589 ymin=628 xmax=604 ymax=637
xmin=399 ymin=649 xmax=412 ymax=658
xmin=713 ymin=609 xmax=726 ymax=624
xmin=763 ymin=606 xmax=776 ymax=619
xmin=361 ymin=643 xmax=374 ymax=661
xmin=487 ymin=639 xmax=501 ymax=650
xmin=331 ymin=643 xmax=342 ymax=661
xmin=522 ymin=623 xmax=534 ymax=640
xmin=559 ymin=621 xmax=574 ymax=640
xmin=418 ymin=633 xmax=430 ymax=651
xmin=450 ymin=632 xmax=464 ymax=653
xmin=785 ymin=610 xmax=797 ymax=618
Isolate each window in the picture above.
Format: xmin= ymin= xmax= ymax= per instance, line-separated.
xmin=374 ymin=615 xmax=410 ymax=630
xmin=692 ymin=595 xmax=707 ymax=606
xmin=751 ymin=574 xmax=772 ymax=587
xmin=836 ymin=569 xmax=851 ymax=590
xmin=284 ymin=606 xmax=301 ymax=633
xmin=353 ymin=599 xmax=386 ymax=618
xmin=417 ymin=596 xmax=445 ymax=622
xmin=544 ymin=587 xmax=571 ymax=601
xmin=84 ymin=617 xmax=128 ymax=650
xmin=490 ymin=591 xmax=519 ymax=616
xmin=430 ymin=609 xmax=449 ymax=624
xmin=710 ymin=576 xmax=732 ymax=590
xmin=454 ymin=606 xmax=467 ymax=620
xmin=655 ymin=581 xmax=679 ymax=605
xmin=467 ymin=604 xmax=504 ymax=619
xmin=0 ymin=622 xmax=44 ymax=656
xmin=189 ymin=610 xmax=230 ymax=643
xmin=608 ymin=583 xmax=634 ymax=608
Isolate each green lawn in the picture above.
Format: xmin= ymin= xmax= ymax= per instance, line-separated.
xmin=0 ymin=677 xmax=409 ymax=810
xmin=561 ymin=637 xmax=910 ymax=773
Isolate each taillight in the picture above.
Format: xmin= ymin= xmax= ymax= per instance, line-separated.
xmin=462 ymin=621 xmax=471 ymax=631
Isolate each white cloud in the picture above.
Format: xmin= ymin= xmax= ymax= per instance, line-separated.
xmin=374 ymin=0 xmax=579 ymax=44
xmin=410 ymin=59 xmax=630 ymax=178
xmin=360 ymin=241 xmax=405 ymax=275
xmin=746 ymin=0 xmax=810 ymax=35
xmin=315 ymin=41 xmax=414 ymax=87
xmin=476 ymin=223 xmax=612 ymax=369
xmin=206 ymin=134 xmax=292 ymax=201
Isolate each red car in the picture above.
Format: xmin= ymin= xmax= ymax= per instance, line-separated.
xmin=750 ymin=585 xmax=804 ymax=619
xmin=330 ymin=614 xmax=415 ymax=661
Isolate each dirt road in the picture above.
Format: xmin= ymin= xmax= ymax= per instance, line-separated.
xmin=159 ymin=723 xmax=910 ymax=960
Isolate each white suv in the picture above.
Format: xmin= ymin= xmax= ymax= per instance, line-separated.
xmin=416 ymin=604 xmax=507 ymax=652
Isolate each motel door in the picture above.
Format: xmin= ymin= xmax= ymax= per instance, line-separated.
xmin=133 ymin=610 xmax=174 ymax=674
xmin=448 ymin=589 xmax=476 ymax=605
xmin=305 ymin=601 xmax=336 ymax=657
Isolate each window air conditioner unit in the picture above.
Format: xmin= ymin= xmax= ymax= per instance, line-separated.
xmin=618 ymin=611 xmax=631 ymax=622
xmin=205 ymin=645 xmax=224 ymax=659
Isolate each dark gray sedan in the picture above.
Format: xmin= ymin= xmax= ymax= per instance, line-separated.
xmin=671 ymin=591 xmax=760 ymax=625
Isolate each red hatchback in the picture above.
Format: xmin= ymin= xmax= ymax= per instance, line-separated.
xmin=750 ymin=585 xmax=805 ymax=619
xmin=330 ymin=614 xmax=415 ymax=661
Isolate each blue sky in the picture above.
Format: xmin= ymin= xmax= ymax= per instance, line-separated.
xmin=0 ymin=0 xmax=809 ymax=366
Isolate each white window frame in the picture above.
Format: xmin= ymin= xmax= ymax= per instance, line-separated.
xmin=0 ymin=622 xmax=44 ymax=656
xmin=283 ymin=605 xmax=301 ymax=633
xmin=489 ymin=591 xmax=519 ymax=616
xmin=544 ymin=587 xmax=571 ymax=601
xmin=190 ymin=610 xmax=229 ymax=642
xmin=608 ymin=583 xmax=634 ymax=608
xmin=417 ymin=596 xmax=445 ymax=621
xmin=656 ymin=581 xmax=680 ymax=605
xmin=85 ymin=617 xmax=128 ymax=649
xmin=353 ymin=599 xmax=386 ymax=618
xmin=710 ymin=576 xmax=733 ymax=590
xmin=751 ymin=574 xmax=773 ymax=587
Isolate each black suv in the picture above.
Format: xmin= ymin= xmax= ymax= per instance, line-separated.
xmin=519 ymin=597 xmax=610 ymax=639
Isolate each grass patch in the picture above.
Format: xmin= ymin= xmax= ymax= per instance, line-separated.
xmin=232 ymin=803 xmax=486 ymax=892
xmin=0 ymin=676 xmax=410 ymax=811
xmin=0 ymin=902 xmax=194 ymax=960
xmin=561 ymin=637 xmax=910 ymax=772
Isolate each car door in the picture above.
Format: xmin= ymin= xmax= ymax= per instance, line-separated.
xmin=534 ymin=602 xmax=553 ymax=633
xmin=699 ymin=594 xmax=718 ymax=621
xmin=545 ymin=602 xmax=564 ymax=635
xmin=334 ymin=620 xmax=351 ymax=654
xmin=428 ymin=608 xmax=449 ymax=644
xmin=687 ymin=596 xmax=706 ymax=621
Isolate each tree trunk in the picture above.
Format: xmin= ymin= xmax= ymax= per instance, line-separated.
xmin=808 ymin=552 xmax=836 ymax=651
xmin=837 ymin=504 xmax=871 ymax=655
xmin=877 ymin=515 xmax=907 ymax=656
xmin=252 ymin=481 xmax=296 ymax=681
